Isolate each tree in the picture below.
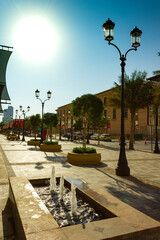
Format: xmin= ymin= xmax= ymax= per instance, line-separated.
xmin=0 ymin=122 xmax=5 ymax=129
xmin=71 ymin=94 xmax=104 ymax=148
xmin=73 ymin=118 xmax=83 ymax=132
xmin=30 ymin=114 xmax=41 ymax=140
xmin=153 ymin=52 xmax=160 ymax=75
xmin=109 ymin=70 xmax=153 ymax=150
xmin=43 ymin=113 xmax=58 ymax=141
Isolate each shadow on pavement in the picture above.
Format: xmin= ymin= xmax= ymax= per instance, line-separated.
xmin=89 ymin=143 xmax=120 ymax=151
xmin=28 ymin=147 xmax=40 ymax=151
xmin=67 ymin=162 xmax=108 ymax=168
xmin=2 ymin=199 xmax=16 ymax=239
xmin=44 ymin=152 xmax=67 ymax=163
xmin=96 ymin=167 xmax=160 ymax=221
xmin=35 ymin=162 xmax=44 ymax=169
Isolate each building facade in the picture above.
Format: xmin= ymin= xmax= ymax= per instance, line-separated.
xmin=56 ymin=88 xmax=159 ymax=139
xmin=3 ymin=106 xmax=13 ymax=123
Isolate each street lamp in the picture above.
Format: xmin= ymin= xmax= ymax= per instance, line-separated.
xmin=103 ymin=18 xmax=142 ymax=176
xmin=35 ymin=89 xmax=52 ymax=143
xmin=20 ymin=106 xmax=30 ymax=141
xmin=15 ymin=109 xmax=24 ymax=139
xmin=154 ymin=106 xmax=159 ymax=153
xmin=147 ymin=82 xmax=160 ymax=153
xmin=59 ymin=112 xmax=62 ymax=140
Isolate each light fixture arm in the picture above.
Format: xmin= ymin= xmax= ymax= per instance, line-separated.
xmin=109 ymin=42 xmax=122 ymax=58
xmin=109 ymin=42 xmax=137 ymax=60
xmin=35 ymin=91 xmax=51 ymax=144
xmin=36 ymin=97 xmax=49 ymax=105
xmin=125 ymin=47 xmax=137 ymax=59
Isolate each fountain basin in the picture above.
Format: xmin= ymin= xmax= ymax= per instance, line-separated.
xmin=67 ymin=152 xmax=101 ymax=165
xmin=9 ymin=177 xmax=160 ymax=240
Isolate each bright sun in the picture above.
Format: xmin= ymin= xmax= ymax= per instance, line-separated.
xmin=13 ymin=17 xmax=57 ymax=63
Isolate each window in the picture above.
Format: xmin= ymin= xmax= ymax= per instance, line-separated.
xmin=104 ymin=109 xmax=107 ymax=118
xmin=104 ymin=97 xmax=107 ymax=106
xmin=124 ymin=109 xmax=128 ymax=118
xmin=112 ymin=108 xmax=116 ymax=119
xmin=66 ymin=117 xmax=68 ymax=128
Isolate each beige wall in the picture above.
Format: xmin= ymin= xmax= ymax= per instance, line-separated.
xmin=56 ymin=89 xmax=152 ymax=138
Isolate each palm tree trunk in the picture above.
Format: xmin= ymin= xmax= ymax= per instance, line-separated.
xmin=129 ymin=111 xmax=135 ymax=150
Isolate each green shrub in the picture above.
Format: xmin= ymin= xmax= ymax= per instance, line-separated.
xmin=43 ymin=141 xmax=58 ymax=145
xmin=126 ymin=134 xmax=143 ymax=140
xmin=30 ymin=139 xmax=41 ymax=141
xmin=72 ymin=147 xmax=96 ymax=153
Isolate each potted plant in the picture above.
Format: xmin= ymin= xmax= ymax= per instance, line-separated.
xmin=67 ymin=147 xmax=101 ymax=165
xmin=40 ymin=140 xmax=61 ymax=152
xmin=27 ymin=114 xmax=41 ymax=146
xmin=67 ymin=94 xmax=103 ymax=165
xmin=7 ymin=133 xmax=18 ymax=141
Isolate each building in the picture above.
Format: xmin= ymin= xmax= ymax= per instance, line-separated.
xmin=3 ymin=106 xmax=13 ymax=124
xmin=56 ymin=85 xmax=160 ymax=139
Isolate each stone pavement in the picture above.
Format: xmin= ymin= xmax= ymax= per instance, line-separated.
xmin=0 ymin=134 xmax=160 ymax=239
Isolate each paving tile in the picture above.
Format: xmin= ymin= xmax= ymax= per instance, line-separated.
xmin=1 ymin=135 xmax=160 ymax=239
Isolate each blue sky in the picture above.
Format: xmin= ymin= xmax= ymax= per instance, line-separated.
xmin=0 ymin=0 xmax=160 ymax=119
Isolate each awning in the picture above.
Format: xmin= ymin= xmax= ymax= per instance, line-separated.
xmin=0 ymin=47 xmax=12 ymax=102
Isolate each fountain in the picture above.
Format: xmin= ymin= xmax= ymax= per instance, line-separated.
xmin=10 ymin=176 xmax=160 ymax=240
xmin=70 ymin=181 xmax=77 ymax=216
xmin=59 ymin=174 xmax=64 ymax=201
xmin=33 ymin=169 xmax=105 ymax=227
xmin=50 ymin=166 xmax=56 ymax=193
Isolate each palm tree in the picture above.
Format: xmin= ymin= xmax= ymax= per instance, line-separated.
xmin=110 ymin=70 xmax=153 ymax=150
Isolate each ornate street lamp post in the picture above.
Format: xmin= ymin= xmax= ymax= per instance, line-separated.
xmin=15 ymin=109 xmax=24 ymax=139
xmin=154 ymin=106 xmax=159 ymax=153
xmin=59 ymin=113 xmax=62 ymax=140
xmin=35 ymin=89 xmax=51 ymax=144
xmin=20 ymin=105 xmax=30 ymax=141
xmin=103 ymin=18 xmax=142 ymax=176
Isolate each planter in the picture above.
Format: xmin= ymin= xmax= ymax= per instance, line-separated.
xmin=7 ymin=135 xmax=18 ymax=141
xmin=27 ymin=140 xmax=40 ymax=146
xmin=40 ymin=144 xmax=61 ymax=152
xmin=67 ymin=152 xmax=101 ymax=165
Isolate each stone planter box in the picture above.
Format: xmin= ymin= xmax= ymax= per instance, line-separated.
xmin=7 ymin=135 xmax=18 ymax=141
xmin=27 ymin=140 xmax=40 ymax=146
xmin=40 ymin=144 xmax=61 ymax=152
xmin=67 ymin=152 xmax=101 ymax=165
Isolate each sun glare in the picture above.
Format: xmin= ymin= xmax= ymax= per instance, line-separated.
xmin=13 ymin=17 xmax=57 ymax=63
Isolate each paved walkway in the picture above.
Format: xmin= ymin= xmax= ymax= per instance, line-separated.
xmin=0 ymin=134 xmax=160 ymax=239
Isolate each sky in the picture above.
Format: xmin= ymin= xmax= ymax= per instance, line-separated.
xmin=0 ymin=0 xmax=160 ymax=120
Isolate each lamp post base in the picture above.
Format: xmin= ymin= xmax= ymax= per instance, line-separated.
xmin=116 ymin=164 xmax=130 ymax=176
xmin=22 ymin=137 xmax=25 ymax=142
xmin=154 ymin=148 xmax=159 ymax=153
